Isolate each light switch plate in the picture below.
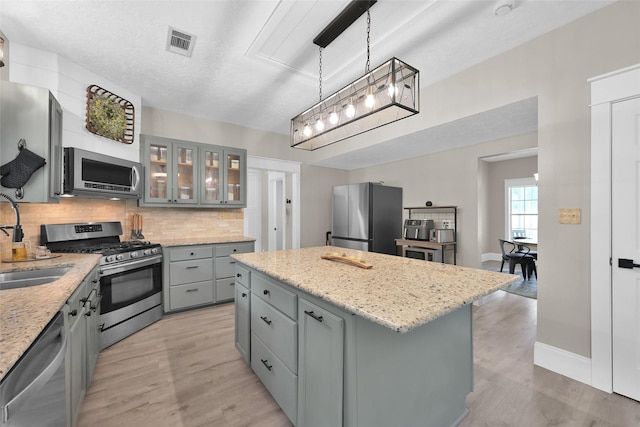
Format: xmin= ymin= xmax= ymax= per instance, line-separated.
xmin=559 ymin=208 xmax=581 ymax=224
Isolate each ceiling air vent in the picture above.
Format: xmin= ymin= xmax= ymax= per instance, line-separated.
xmin=166 ymin=27 xmax=196 ymax=57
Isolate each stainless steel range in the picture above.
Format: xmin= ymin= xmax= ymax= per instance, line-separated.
xmin=41 ymin=221 xmax=163 ymax=349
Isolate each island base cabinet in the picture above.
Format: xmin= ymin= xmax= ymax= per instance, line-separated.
xmin=251 ymin=332 xmax=297 ymax=424
xmin=345 ymin=303 xmax=473 ymax=427
xmin=234 ymin=282 xmax=250 ymax=363
xmin=298 ymin=298 xmax=344 ymax=427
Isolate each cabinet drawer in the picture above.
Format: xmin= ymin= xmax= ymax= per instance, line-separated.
xmin=170 ymin=259 xmax=213 ymax=286
xmin=252 ymin=274 xmax=297 ymax=320
xmin=168 ymin=245 xmax=213 ymax=262
xmin=215 ymin=277 xmax=235 ymax=302
xmin=215 ymin=256 xmax=237 ymax=279
xmin=251 ymin=332 xmax=297 ymax=424
xmin=169 ymin=281 xmax=214 ymax=311
xmin=215 ymin=241 xmax=254 ymax=257
xmin=235 ymin=266 xmax=250 ymax=288
xmin=251 ymin=295 xmax=297 ymax=374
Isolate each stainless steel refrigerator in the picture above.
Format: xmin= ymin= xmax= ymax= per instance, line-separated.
xmin=331 ymin=182 xmax=403 ymax=255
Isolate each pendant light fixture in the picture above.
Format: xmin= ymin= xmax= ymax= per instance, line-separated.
xmin=291 ymin=1 xmax=419 ymax=151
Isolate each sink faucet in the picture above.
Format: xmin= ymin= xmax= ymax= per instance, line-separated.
xmin=0 ymin=193 xmax=24 ymax=243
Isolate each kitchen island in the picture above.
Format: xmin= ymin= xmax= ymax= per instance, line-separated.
xmin=232 ymin=246 xmax=518 ymax=427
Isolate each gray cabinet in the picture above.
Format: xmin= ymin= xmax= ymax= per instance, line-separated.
xmin=298 ymin=298 xmax=344 ymax=427
xmin=234 ymin=280 xmax=251 ymax=363
xmin=164 ymin=241 xmax=254 ymax=312
xmin=84 ymin=268 xmax=101 ymax=387
xmin=141 ymin=134 xmax=246 ymax=208
xmin=66 ymin=266 xmax=99 ymax=427
xmin=164 ymin=245 xmax=214 ymax=312
xmin=214 ymin=241 xmax=254 ymax=302
xmin=249 ymin=273 xmax=298 ymax=424
xmin=0 ymin=81 xmax=62 ymax=202
xmin=235 ymin=263 xmax=473 ymax=427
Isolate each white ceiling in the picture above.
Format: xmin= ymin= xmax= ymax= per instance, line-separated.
xmin=0 ymin=0 xmax=614 ymax=169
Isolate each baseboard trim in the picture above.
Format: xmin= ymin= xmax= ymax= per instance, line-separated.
xmin=534 ymin=341 xmax=592 ymax=386
xmin=482 ymin=253 xmax=502 ymax=263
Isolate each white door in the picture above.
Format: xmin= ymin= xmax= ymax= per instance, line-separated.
xmin=612 ymin=96 xmax=640 ymax=400
xmin=268 ymin=172 xmax=285 ymax=251
xmin=244 ymin=169 xmax=262 ymax=251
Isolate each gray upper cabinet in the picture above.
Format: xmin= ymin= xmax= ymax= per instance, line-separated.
xmin=140 ymin=134 xmax=246 ymax=208
xmin=0 ymin=81 xmax=62 ymax=203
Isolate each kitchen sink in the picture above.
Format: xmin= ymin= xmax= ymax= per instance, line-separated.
xmin=0 ymin=266 xmax=72 ymax=290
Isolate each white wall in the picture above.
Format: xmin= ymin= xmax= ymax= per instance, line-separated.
xmin=350 ymin=1 xmax=640 ymax=360
xmin=8 ymin=43 xmax=141 ymax=161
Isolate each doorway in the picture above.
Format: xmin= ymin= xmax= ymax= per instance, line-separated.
xmin=245 ymin=156 xmax=301 ymax=252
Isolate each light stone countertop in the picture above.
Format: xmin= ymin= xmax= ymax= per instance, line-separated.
xmin=153 ymin=236 xmax=255 ymax=247
xmin=0 ymin=254 xmax=101 ymax=381
xmin=232 ymin=246 xmax=519 ymax=333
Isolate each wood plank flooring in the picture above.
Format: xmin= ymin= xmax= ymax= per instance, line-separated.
xmin=78 ymin=292 xmax=640 ymax=427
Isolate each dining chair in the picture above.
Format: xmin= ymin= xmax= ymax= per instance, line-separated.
xmin=499 ymin=239 xmax=536 ymax=280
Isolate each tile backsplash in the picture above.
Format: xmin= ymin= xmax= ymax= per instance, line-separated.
xmin=0 ymin=198 xmax=244 ymax=260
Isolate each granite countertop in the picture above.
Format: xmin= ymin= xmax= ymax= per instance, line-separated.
xmin=154 ymin=236 xmax=255 ymax=247
xmin=232 ymin=246 xmax=519 ymax=333
xmin=0 ymin=254 xmax=101 ymax=381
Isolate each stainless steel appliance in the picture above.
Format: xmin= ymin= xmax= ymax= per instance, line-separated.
xmin=0 ymin=312 xmax=67 ymax=426
xmin=430 ymin=228 xmax=455 ymax=243
xmin=41 ymin=221 xmax=162 ymax=349
xmin=404 ymin=246 xmax=443 ymax=262
xmin=331 ymin=182 xmax=402 ymax=255
xmin=403 ymin=219 xmax=434 ymax=240
xmin=63 ymin=147 xmax=143 ymax=199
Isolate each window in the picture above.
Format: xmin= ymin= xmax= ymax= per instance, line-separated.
xmin=505 ymin=177 xmax=538 ymax=242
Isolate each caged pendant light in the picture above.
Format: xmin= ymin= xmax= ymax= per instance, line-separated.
xmin=291 ymin=1 xmax=419 ymax=151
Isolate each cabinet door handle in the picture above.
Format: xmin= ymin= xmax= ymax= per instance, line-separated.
xmin=261 ymin=359 xmax=273 ymax=371
xmin=237 ymin=273 xmax=242 ymax=278
xmin=304 ymin=310 xmax=324 ymax=323
xmin=260 ymin=316 xmax=272 ymax=325
xmin=241 ymin=292 xmax=247 ymax=298
xmin=263 ymin=289 xmax=270 ymax=296
xmin=186 ymin=288 xmax=199 ymax=293
xmin=68 ymin=309 xmax=78 ymax=317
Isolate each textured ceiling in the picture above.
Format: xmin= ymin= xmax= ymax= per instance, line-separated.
xmin=0 ymin=0 xmax=614 ymax=169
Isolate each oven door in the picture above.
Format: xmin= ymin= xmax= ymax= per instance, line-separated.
xmin=99 ymin=255 xmax=162 ymax=316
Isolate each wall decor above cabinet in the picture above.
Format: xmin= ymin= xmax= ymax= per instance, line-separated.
xmin=140 ymin=134 xmax=246 ymax=208
xmin=85 ymin=85 xmax=134 ymax=144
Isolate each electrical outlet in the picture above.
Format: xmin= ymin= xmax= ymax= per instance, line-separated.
xmin=559 ymin=208 xmax=581 ymax=224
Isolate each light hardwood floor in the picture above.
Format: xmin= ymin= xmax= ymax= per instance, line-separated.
xmin=78 ymin=291 xmax=640 ymax=427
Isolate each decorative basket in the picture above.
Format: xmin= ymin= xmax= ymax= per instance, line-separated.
xmin=85 ymin=85 xmax=135 ymax=144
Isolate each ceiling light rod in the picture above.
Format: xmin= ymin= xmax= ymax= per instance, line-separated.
xmin=313 ymin=0 xmax=377 ymax=48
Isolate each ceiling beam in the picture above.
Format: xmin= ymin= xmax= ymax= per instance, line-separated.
xmin=313 ymin=0 xmax=377 ymax=48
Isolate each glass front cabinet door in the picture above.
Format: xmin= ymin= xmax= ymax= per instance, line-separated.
xmin=200 ymin=146 xmax=223 ymax=204
xmin=223 ymin=148 xmax=246 ymax=206
xmin=145 ymin=139 xmax=172 ymax=203
xmin=173 ymin=142 xmax=198 ymax=205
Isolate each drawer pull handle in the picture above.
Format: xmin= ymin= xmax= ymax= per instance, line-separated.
xmin=304 ymin=310 xmax=324 ymax=323
xmin=186 ymin=265 xmax=199 ymax=269
xmin=186 ymin=288 xmax=199 ymax=293
xmin=190 ymin=252 xmax=194 ymax=256
xmin=263 ymin=289 xmax=270 ymax=296
xmin=260 ymin=316 xmax=272 ymax=325
xmin=230 ymin=261 xmax=236 ymax=264
xmin=261 ymin=359 xmax=273 ymax=371
xmin=229 ymin=282 xmax=235 ymax=287
xmin=241 ymin=292 xmax=247 ymax=298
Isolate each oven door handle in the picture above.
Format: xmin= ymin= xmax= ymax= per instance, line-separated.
xmin=100 ymin=254 xmax=162 ymax=277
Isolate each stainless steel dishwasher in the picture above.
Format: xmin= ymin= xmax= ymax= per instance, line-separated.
xmin=0 ymin=311 xmax=67 ymax=426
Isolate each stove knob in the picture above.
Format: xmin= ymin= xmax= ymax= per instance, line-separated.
xmin=143 ymin=249 xmax=152 ymax=256
xmin=116 ymin=254 xmax=125 ymax=261
xmin=152 ymin=247 xmax=160 ymax=254
xmin=106 ymin=255 xmax=115 ymax=263
xmin=131 ymin=251 xmax=139 ymax=258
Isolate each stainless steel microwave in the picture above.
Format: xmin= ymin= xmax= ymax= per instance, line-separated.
xmin=63 ymin=147 xmax=143 ymax=199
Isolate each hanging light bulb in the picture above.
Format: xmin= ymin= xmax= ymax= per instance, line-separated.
xmin=329 ymin=106 xmax=339 ymax=125
xmin=345 ymin=97 xmax=356 ymax=119
xmin=303 ymin=123 xmax=312 ymax=137
xmin=365 ymin=85 xmax=375 ymax=109
xmin=315 ymin=116 xmax=325 ymax=132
